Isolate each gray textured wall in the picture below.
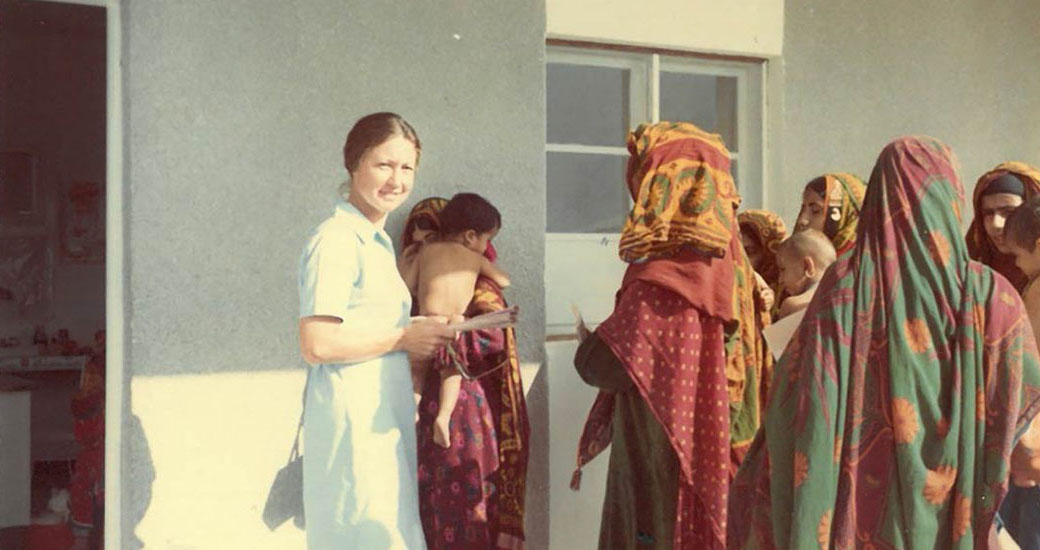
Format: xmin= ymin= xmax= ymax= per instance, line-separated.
xmin=776 ymin=0 xmax=1040 ymax=223
xmin=126 ymin=1 xmax=546 ymax=376
xmin=124 ymin=1 xmax=547 ymax=547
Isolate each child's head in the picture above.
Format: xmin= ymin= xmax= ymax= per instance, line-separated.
xmin=439 ymin=192 xmax=501 ymax=254
xmin=776 ymin=229 xmax=837 ymax=296
xmin=1004 ymin=195 xmax=1040 ymax=279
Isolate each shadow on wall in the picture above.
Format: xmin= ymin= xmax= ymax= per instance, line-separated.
xmin=126 ymin=414 xmax=155 ymax=550
xmin=525 ymin=363 xmax=549 ymax=550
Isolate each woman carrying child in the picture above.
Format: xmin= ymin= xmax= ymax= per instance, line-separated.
xmin=401 ymin=196 xmax=530 ymax=550
xmin=966 ymin=162 xmax=1040 ymax=292
xmin=571 ymin=121 xmax=768 ymax=550
xmin=727 ymin=136 xmax=1040 ymax=550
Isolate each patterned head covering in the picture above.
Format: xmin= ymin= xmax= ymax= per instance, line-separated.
xmin=402 ymin=197 xmax=448 ymax=249
xmin=728 ymin=137 xmax=1040 ymax=550
xmin=966 ymin=162 xmax=1040 ymax=292
xmin=620 ymin=121 xmax=740 ymax=262
xmin=614 ymin=122 xmax=762 ymax=399
xmin=574 ymin=122 xmax=769 ymax=550
xmin=738 ymin=209 xmax=788 ymax=290
xmin=803 ymin=173 xmax=866 ymax=256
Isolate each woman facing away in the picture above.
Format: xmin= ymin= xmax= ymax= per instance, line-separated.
xmin=571 ymin=121 xmax=768 ymax=550
xmin=727 ymin=136 xmax=1040 ymax=550
xmin=297 ymin=112 xmax=457 ymax=550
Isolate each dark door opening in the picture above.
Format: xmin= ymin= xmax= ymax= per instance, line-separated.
xmin=0 ymin=2 xmax=107 ymax=549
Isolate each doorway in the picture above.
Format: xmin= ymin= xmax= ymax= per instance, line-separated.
xmin=0 ymin=1 xmax=108 ymax=549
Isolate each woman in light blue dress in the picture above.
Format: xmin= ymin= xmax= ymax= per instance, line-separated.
xmin=298 ymin=112 xmax=457 ymax=550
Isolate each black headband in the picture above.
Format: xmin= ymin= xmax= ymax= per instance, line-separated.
xmin=982 ymin=172 xmax=1025 ymax=197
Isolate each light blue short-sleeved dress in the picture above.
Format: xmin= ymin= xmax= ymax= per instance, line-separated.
xmin=298 ymin=200 xmax=426 ymax=550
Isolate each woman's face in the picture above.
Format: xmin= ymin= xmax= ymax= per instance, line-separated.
xmin=979 ymin=192 xmax=1024 ymax=254
xmin=795 ymin=188 xmax=827 ymax=233
xmin=348 ymin=135 xmax=418 ymax=222
xmin=740 ymin=229 xmax=764 ymax=272
xmin=410 ymin=226 xmax=435 ymax=245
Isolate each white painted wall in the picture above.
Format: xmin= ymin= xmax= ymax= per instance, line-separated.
xmin=545 ymin=340 xmax=611 ymax=550
xmin=545 ymin=0 xmax=784 ymax=57
xmin=132 ymin=371 xmax=308 ymax=550
xmin=130 ymin=365 xmax=541 ymax=550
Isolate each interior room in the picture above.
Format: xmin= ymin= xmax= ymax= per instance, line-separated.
xmin=0 ymin=1 xmax=106 ymax=549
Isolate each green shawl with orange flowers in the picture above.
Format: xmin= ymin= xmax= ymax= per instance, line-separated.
xmin=728 ymin=137 xmax=1040 ymax=550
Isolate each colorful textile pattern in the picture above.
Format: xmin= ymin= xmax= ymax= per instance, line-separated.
xmin=739 ymin=209 xmax=788 ymax=291
xmin=417 ymin=278 xmax=529 ymax=550
xmin=418 ymin=363 xmax=500 ymax=550
xmin=594 ymin=281 xmax=732 ymax=550
xmin=407 ymin=195 xmax=528 ymax=550
xmin=616 ymin=121 xmax=762 ymax=405
xmin=403 ymin=197 xmax=449 ymax=248
xmin=70 ymin=351 xmax=105 ymax=534
xmin=574 ymin=121 xmax=768 ymax=550
xmin=728 ymin=137 xmax=1040 ymax=550
xmin=966 ymin=162 xmax=1040 ymax=292
xmin=816 ymin=172 xmax=866 ymax=256
xmin=620 ymin=121 xmax=740 ymax=262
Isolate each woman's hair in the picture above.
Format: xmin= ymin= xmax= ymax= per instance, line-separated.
xmin=806 ymin=176 xmax=827 ymax=198
xmin=1005 ymin=195 xmax=1040 ymax=251
xmin=342 ymin=112 xmax=421 ymax=173
xmin=739 ymin=223 xmax=764 ymax=247
xmin=439 ymin=193 xmax=501 ymax=236
xmin=806 ymin=175 xmax=841 ymax=238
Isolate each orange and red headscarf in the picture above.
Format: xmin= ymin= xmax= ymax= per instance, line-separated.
xmin=738 ymin=209 xmax=788 ymax=291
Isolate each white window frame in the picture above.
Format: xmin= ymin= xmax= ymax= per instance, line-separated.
xmin=545 ymin=44 xmax=767 ymax=236
xmin=544 ymin=45 xmax=767 ymax=336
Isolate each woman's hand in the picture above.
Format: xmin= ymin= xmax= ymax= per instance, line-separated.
xmin=754 ymin=271 xmax=774 ymax=312
xmin=399 ymin=317 xmax=457 ymax=361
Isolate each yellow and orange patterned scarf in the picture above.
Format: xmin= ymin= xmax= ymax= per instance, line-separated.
xmin=738 ymin=209 xmax=788 ymax=291
xmin=809 ymin=173 xmax=866 ymax=256
xmin=620 ymin=122 xmax=741 ymax=262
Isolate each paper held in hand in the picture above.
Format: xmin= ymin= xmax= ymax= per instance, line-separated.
xmin=570 ymin=302 xmax=590 ymax=341
xmin=448 ymin=306 xmax=519 ymax=332
xmin=762 ymin=309 xmax=806 ymax=357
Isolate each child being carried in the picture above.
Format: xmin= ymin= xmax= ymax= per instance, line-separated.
xmin=400 ymin=192 xmax=511 ymax=448
xmin=775 ymin=229 xmax=837 ymax=319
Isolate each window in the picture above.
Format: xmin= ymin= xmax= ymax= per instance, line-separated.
xmin=545 ymin=45 xmax=766 ymax=234
xmin=543 ymin=44 xmax=766 ymax=335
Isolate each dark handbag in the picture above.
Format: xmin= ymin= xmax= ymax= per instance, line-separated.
xmin=262 ymin=373 xmax=308 ymax=530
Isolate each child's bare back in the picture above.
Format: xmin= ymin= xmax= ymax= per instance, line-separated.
xmin=417 ymin=241 xmax=499 ymax=317
xmin=397 ymin=192 xmax=510 ymax=449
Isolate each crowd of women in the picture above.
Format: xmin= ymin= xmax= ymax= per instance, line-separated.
xmin=574 ymin=121 xmax=1040 ymax=550
xmin=295 ymin=110 xmax=1040 ymax=550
